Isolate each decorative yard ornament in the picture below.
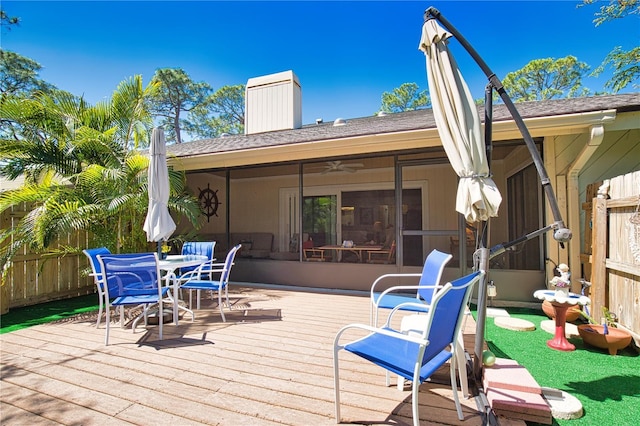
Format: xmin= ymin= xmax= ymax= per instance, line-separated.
xmin=198 ymin=183 xmax=220 ymax=222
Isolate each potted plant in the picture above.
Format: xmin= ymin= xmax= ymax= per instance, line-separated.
xmin=160 ymin=242 xmax=171 ymax=260
xmin=577 ymin=307 xmax=632 ymax=355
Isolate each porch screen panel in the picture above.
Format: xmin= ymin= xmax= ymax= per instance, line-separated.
xmin=507 ymin=163 xmax=543 ymax=270
xmin=400 ymin=162 xmax=458 ymax=267
xmin=302 ymin=195 xmax=337 ymax=247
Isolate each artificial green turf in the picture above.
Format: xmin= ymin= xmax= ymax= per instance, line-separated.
xmin=478 ymin=307 xmax=640 ymax=426
xmin=0 ymin=294 xmax=99 ymax=334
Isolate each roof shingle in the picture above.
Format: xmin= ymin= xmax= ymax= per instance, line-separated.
xmin=167 ymin=93 xmax=640 ymax=158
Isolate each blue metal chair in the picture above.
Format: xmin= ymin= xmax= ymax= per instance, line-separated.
xmin=180 ymin=241 xmax=216 ymax=276
xmin=334 ymin=270 xmax=483 ymax=425
xmin=369 ymin=249 xmax=452 ymax=327
xmin=82 ymin=247 xmax=111 ymax=328
xmin=179 ymin=244 xmax=241 ymax=321
xmin=370 ymin=249 xmax=474 ymax=397
xmin=97 ymin=252 xmax=169 ymax=345
xmin=173 ymin=241 xmax=216 ymax=310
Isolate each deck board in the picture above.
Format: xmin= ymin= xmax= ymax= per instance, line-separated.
xmin=1 ymin=285 xmax=485 ymax=425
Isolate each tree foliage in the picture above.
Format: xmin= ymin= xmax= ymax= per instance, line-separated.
xmin=186 ymin=84 xmax=245 ymax=138
xmin=379 ymin=82 xmax=430 ymax=113
xmin=581 ymin=0 xmax=639 ymax=26
xmin=593 ymin=46 xmax=640 ymax=92
xmin=501 ymin=56 xmax=591 ymax=102
xmin=148 ymin=68 xmax=212 ymax=144
xmin=0 ymin=50 xmax=55 ymax=99
xmin=582 ymin=0 xmax=640 ymax=92
xmin=0 ymin=9 xmax=20 ymax=32
xmin=0 ymin=75 xmax=202 ymax=281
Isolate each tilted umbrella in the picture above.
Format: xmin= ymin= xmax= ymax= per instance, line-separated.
xmin=419 ymin=6 xmax=573 ymax=405
xmin=419 ymin=17 xmax=502 ymax=382
xmin=143 ymin=128 xmax=176 ymax=248
xmin=419 ymin=19 xmax=502 ymax=223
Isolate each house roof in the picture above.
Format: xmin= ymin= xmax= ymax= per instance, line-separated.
xmin=167 ymin=93 xmax=640 ymax=171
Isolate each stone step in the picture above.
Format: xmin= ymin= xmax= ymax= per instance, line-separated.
xmin=483 ymin=357 xmax=552 ymax=424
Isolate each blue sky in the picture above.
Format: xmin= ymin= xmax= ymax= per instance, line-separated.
xmin=3 ymin=1 xmax=639 ymax=134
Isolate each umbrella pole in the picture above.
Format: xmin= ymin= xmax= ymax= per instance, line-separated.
xmin=472 ymin=84 xmax=494 ymax=382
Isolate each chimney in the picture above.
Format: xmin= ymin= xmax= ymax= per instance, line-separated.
xmin=245 ymin=70 xmax=302 ymax=135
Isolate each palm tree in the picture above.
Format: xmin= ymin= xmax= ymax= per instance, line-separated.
xmin=0 ymin=76 xmax=202 ymax=281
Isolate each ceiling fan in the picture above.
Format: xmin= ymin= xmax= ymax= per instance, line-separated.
xmin=321 ymin=161 xmax=364 ymax=174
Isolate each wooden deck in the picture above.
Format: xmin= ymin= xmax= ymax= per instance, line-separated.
xmin=1 ymin=285 xmax=493 ymax=425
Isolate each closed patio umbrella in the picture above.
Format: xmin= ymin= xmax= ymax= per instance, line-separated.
xmin=419 ymin=17 xmax=501 ymax=385
xmin=143 ymin=128 xmax=176 ymax=245
xmin=419 ymin=8 xmax=573 ymax=410
xmin=419 ymin=19 xmax=502 ymax=223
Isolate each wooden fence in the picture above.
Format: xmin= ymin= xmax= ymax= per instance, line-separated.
xmin=582 ymin=171 xmax=640 ymax=335
xmin=0 ymin=203 xmax=94 ymax=314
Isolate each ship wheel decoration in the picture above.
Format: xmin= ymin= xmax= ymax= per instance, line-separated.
xmin=198 ymin=183 xmax=220 ymax=222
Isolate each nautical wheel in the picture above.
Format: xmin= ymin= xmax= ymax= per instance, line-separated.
xmin=198 ymin=184 xmax=220 ymax=221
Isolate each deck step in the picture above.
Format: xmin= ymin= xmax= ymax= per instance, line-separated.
xmin=483 ymin=357 xmax=552 ymax=424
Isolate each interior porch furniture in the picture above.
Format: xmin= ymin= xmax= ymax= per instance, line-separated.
xmin=333 ymin=271 xmax=483 ymax=425
xmin=97 ymin=252 xmax=169 ymax=345
xmin=303 ymin=247 xmax=329 ymax=261
xmin=200 ymin=232 xmax=273 ymax=258
xmin=302 ymin=236 xmax=327 ymax=261
xmin=367 ymin=240 xmax=396 ymax=264
xmin=179 ymin=244 xmax=242 ymax=321
xmin=318 ymin=244 xmax=384 ymax=263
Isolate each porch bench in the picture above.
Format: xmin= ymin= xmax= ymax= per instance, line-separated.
xmin=200 ymin=232 xmax=274 ymax=259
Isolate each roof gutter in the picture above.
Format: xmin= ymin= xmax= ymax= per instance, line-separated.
xmin=491 ymin=109 xmax=617 ymax=139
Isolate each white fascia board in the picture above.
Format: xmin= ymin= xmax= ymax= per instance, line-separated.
xmin=170 ymin=128 xmax=442 ymax=171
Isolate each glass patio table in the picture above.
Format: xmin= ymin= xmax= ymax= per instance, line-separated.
xmin=159 ymin=254 xmax=208 ymax=325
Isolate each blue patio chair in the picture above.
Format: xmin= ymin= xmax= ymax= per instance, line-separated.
xmin=334 ymin=270 xmax=483 ymax=425
xmin=180 ymin=241 xmax=216 ymax=276
xmin=179 ymin=244 xmax=242 ymax=321
xmin=369 ymin=249 xmax=468 ymax=395
xmin=97 ymin=252 xmax=169 ymax=345
xmin=82 ymin=247 xmax=111 ymax=328
xmin=172 ymin=241 xmax=216 ymax=311
xmin=369 ymin=249 xmax=452 ymax=327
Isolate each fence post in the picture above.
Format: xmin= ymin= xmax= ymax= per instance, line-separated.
xmin=0 ymin=284 xmax=9 ymax=315
xmin=590 ymin=197 xmax=607 ymax=323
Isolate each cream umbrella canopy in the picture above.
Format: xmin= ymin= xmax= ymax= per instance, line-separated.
xmin=143 ymin=128 xmax=176 ymax=245
xmin=419 ymin=16 xmax=501 ymax=385
xmin=419 ymin=19 xmax=502 ymax=222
